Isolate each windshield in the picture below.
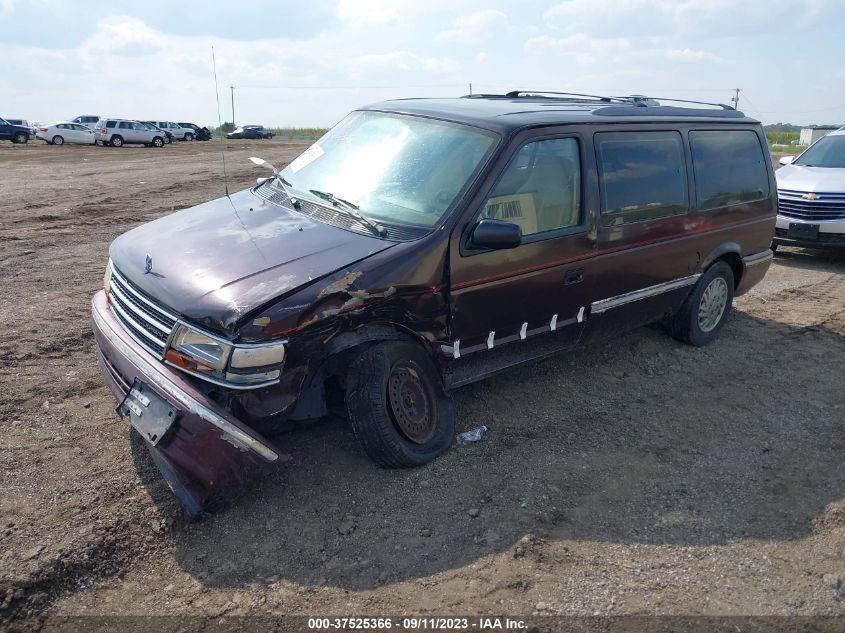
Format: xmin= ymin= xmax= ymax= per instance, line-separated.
xmin=278 ymin=111 xmax=498 ymax=228
xmin=794 ymin=134 xmax=845 ymax=168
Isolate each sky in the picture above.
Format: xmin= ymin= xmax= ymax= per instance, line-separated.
xmin=2 ymin=0 xmax=845 ymax=128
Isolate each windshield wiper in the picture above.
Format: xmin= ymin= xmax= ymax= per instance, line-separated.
xmin=308 ymin=189 xmax=387 ymax=237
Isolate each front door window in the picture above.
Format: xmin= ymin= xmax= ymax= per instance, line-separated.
xmin=481 ymin=138 xmax=581 ymax=238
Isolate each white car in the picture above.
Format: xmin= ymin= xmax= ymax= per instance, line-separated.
xmin=775 ymin=128 xmax=845 ymax=251
xmin=36 ymin=122 xmax=96 ymax=145
xmin=150 ymin=121 xmax=194 ymax=141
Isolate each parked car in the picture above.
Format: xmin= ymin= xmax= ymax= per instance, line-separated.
xmin=774 ymin=128 xmax=845 ymax=250
xmin=226 ymin=125 xmax=273 ymax=140
xmin=0 ymin=117 xmax=31 ymax=143
xmin=140 ymin=121 xmax=172 ymax=144
xmin=148 ymin=121 xmax=194 ymax=141
xmin=36 ymin=122 xmax=96 ymax=145
xmin=5 ymin=118 xmax=29 ymax=127
xmin=94 ymin=119 xmax=166 ymax=147
xmin=71 ymin=115 xmax=100 ymax=129
xmin=91 ymin=92 xmax=775 ymax=517
xmin=178 ymin=122 xmax=212 ymax=141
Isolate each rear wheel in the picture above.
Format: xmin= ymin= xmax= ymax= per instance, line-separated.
xmin=52 ymin=135 xmax=64 ymax=145
xmin=670 ymin=261 xmax=735 ymax=347
xmin=110 ymin=135 xmax=124 ymax=147
xmin=346 ymin=341 xmax=454 ymax=468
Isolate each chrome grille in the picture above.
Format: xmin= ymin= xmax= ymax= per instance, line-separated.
xmin=777 ymin=189 xmax=845 ymax=221
xmin=108 ymin=267 xmax=178 ymax=358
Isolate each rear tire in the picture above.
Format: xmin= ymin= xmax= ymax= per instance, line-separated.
xmin=346 ymin=341 xmax=454 ymax=468
xmin=52 ymin=135 xmax=64 ymax=145
xmin=670 ymin=261 xmax=735 ymax=347
xmin=110 ymin=135 xmax=124 ymax=147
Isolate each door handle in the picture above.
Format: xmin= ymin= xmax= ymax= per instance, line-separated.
xmin=564 ymin=268 xmax=584 ymax=285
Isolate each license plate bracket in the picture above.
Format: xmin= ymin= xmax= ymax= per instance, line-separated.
xmin=787 ymin=222 xmax=819 ymax=240
xmin=116 ymin=379 xmax=179 ymax=446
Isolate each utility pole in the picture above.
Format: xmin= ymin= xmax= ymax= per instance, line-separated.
xmin=230 ymin=85 xmax=235 ymax=129
xmin=731 ymin=88 xmax=741 ymax=110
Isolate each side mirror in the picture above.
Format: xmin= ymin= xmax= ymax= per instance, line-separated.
xmin=470 ymin=218 xmax=522 ymax=250
xmin=779 ymin=155 xmax=795 ymax=166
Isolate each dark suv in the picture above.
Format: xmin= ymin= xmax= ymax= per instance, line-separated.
xmin=0 ymin=117 xmax=31 ymax=143
xmin=91 ymin=92 xmax=776 ymax=517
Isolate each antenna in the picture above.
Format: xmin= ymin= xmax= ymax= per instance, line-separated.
xmin=211 ymin=45 xmax=230 ymax=197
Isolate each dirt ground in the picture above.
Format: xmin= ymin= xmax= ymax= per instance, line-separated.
xmin=1 ymin=140 xmax=843 ymax=630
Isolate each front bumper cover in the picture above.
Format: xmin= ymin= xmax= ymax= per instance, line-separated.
xmin=91 ymin=290 xmax=282 ymax=519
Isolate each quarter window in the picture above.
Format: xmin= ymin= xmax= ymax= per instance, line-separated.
xmin=481 ymin=138 xmax=582 ymax=237
xmin=596 ymin=131 xmax=688 ymax=226
xmin=689 ymin=130 xmax=769 ymax=209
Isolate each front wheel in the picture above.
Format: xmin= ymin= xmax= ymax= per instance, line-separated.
xmin=13 ymin=132 xmax=28 ymax=144
xmin=184 ymin=133 xmax=193 ymax=142
xmin=669 ymin=261 xmax=735 ymax=347
xmin=152 ymin=136 xmax=164 ymax=148
xmin=346 ymin=341 xmax=455 ymax=468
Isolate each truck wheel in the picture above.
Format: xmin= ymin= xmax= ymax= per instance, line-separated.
xmin=13 ymin=132 xmax=28 ymax=144
xmin=670 ymin=261 xmax=735 ymax=347
xmin=152 ymin=136 xmax=164 ymax=148
xmin=346 ymin=341 xmax=454 ymax=468
xmin=110 ymin=135 xmax=124 ymax=147
xmin=52 ymin=135 xmax=64 ymax=145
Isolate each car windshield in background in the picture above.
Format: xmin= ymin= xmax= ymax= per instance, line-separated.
xmin=794 ymin=134 xmax=845 ymax=168
xmin=278 ymin=111 xmax=498 ymax=229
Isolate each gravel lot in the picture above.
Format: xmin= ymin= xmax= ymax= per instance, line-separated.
xmin=1 ymin=140 xmax=843 ymax=630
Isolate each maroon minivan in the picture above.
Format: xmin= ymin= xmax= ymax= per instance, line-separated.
xmin=91 ymin=92 xmax=776 ymax=517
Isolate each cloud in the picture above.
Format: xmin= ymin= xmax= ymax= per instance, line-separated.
xmin=336 ymin=0 xmax=399 ymax=26
xmin=353 ymin=50 xmax=458 ymax=75
xmin=437 ymin=10 xmax=510 ymax=42
xmin=525 ymin=33 xmax=721 ymax=67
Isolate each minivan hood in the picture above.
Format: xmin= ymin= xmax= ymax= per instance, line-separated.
xmin=109 ymin=188 xmax=396 ymax=333
xmin=776 ymin=164 xmax=845 ymax=192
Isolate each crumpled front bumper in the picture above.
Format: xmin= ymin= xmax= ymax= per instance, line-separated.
xmin=91 ymin=290 xmax=281 ymax=519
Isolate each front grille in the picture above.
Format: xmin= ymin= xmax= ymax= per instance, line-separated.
xmin=108 ymin=267 xmax=178 ymax=358
xmin=777 ymin=189 xmax=845 ymax=221
xmin=252 ymin=183 xmax=428 ymax=241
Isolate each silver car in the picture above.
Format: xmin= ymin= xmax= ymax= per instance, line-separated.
xmin=775 ymin=128 xmax=845 ymax=250
xmin=94 ymin=119 xmax=166 ymax=148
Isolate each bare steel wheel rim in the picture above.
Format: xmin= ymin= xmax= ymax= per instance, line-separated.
xmin=387 ymin=362 xmax=436 ymax=444
xmin=698 ymin=277 xmax=729 ymax=333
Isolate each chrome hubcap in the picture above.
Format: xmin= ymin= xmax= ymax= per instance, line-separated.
xmin=698 ymin=277 xmax=728 ymax=332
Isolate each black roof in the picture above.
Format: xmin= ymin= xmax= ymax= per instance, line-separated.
xmin=362 ymin=93 xmax=758 ymax=134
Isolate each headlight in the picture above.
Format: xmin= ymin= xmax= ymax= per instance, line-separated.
xmin=103 ymin=259 xmax=112 ymax=295
xmin=164 ymin=322 xmax=285 ymax=389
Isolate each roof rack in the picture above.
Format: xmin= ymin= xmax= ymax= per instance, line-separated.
xmin=465 ymin=90 xmax=736 ymax=111
xmin=503 ymin=90 xmax=628 ymax=103
xmin=612 ymin=95 xmax=736 ymax=110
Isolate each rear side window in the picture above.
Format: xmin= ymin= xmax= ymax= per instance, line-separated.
xmin=689 ymin=130 xmax=770 ymax=209
xmin=596 ymin=131 xmax=688 ymax=226
xmin=106 ymin=121 xmax=116 ymax=128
